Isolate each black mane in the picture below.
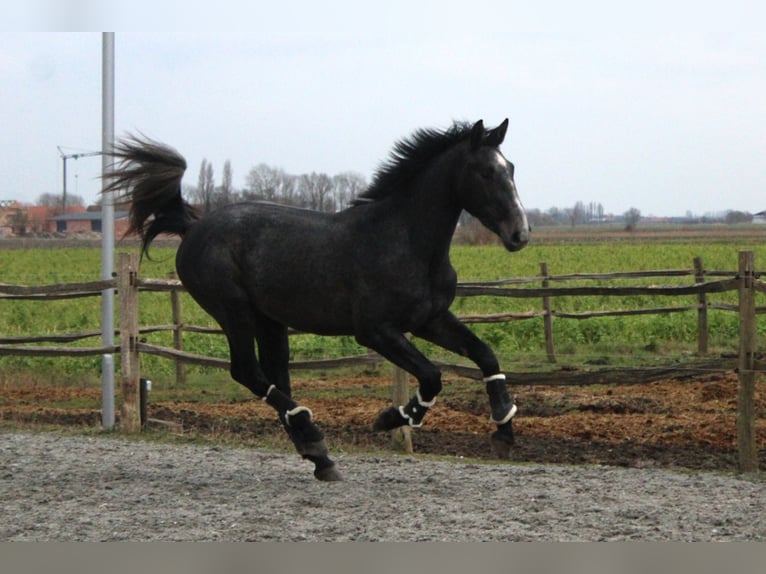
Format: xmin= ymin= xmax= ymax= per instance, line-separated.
xmin=353 ymin=121 xmax=475 ymax=205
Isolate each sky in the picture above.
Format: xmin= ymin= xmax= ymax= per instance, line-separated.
xmin=2 ymin=1 xmax=765 ymax=217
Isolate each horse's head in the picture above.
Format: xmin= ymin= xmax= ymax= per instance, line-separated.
xmin=458 ymin=119 xmax=530 ymax=252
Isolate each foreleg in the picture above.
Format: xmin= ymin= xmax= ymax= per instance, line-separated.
xmin=413 ymin=312 xmax=517 ymax=458
xmin=355 ymin=326 xmax=443 ymax=431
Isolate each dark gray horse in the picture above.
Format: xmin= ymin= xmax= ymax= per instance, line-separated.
xmin=105 ymin=119 xmax=529 ymax=480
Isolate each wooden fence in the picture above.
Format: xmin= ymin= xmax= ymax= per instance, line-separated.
xmin=0 ymin=251 xmax=762 ymax=472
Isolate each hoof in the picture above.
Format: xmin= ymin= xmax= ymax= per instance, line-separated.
xmin=314 ymin=464 xmax=343 ymax=482
xmin=372 ymin=406 xmax=407 ymax=432
xmin=491 ymin=435 xmax=513 ymax=459
xmin=490 ymin=425 xmax=514 ymax=459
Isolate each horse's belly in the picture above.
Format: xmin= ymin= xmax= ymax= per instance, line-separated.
xmin=255 ymin=285 xmax=355 ymax=336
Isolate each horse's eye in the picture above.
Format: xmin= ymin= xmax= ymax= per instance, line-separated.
xmin=479 ymin=167 xmax=494 ymax=180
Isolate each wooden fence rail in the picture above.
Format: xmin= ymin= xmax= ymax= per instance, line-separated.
xmin=0 ymin=279 xmax=116 ymax=299
xmin=0 ymin=252 xmax=762 ymax=472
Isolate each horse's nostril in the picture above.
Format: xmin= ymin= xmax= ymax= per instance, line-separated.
xmin=513 ymin=228 xmax=530 ymax=246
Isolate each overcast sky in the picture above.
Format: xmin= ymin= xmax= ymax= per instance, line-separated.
xmin=2 ymin=1 xmax=765 ymax=217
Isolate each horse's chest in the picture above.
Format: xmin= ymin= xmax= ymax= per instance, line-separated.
xmin=384 ymin=270 xmax=456 ymax=325
xmin=427 ymin=276 xmax=456 ymax=314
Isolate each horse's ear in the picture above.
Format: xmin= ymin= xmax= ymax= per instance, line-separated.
xmin=470 ymin=120 xmax=485 ymax=150
xmin=486 ymin=118 xmax=509 ymax=147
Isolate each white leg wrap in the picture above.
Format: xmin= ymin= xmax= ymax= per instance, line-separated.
xmin=490 ymin=403 xmax=518 ymax=425
xmin=416 ymin=389 xmax=436 ymax=408
xmin=398 ymin=406 xmax=423 ymax=429
xmin=395 ymin=390 xmax=435 ymax=428
xmin=261 ymin=384 xmax=277 ymax=402
xmin=284 ymin=405 xmax=313 ymax=427
xmin=483 ymin=373 xmax=506 ymax=383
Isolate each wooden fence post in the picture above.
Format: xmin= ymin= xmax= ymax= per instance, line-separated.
xmin=169 ymin=271 xmax=186 ymax=387
xmin=540 ymin=262 xmax=556 ymax=363
xmin=737 ymin=250 xmax=758 ymax=473
xmin=391 ymin=366 xmax=414 ymax=453
xmin=118 ymin=252 xmax=141 ymax=432
xmin=694 ymin=256 xmax=708 ymax=355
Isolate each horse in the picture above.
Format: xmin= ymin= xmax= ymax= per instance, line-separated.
xmin=104 ymin=119 xmax=530 ymax=481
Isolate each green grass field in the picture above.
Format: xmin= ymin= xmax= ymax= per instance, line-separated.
xmin=2 ymin=231 xmax=766 ymax=388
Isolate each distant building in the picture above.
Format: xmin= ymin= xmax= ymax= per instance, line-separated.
xmin=0 ymin=202 xmax=129 ymax=237
xmin=49 ymin=210 xmax=129 ymax=234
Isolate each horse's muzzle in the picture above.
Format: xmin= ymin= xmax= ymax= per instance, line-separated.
xmin=502 ymin=226 xmax=530 ymax=252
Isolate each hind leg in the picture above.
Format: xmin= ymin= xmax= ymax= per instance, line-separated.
xmin=254 ymin=316 xmax=340 ymax=481
xmin=255 ymin=315 xmax=292 ymax=398
xmin=216 ymin=318 xmax=339 ymax=480
xmin=228 ymin=329 xmax=341 ymax=481
xmin=178 ymin=248 xmax=339 ymax=479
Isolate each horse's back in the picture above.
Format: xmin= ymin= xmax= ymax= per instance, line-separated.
xmin=175 ymin=201 xmax=356 ymax=333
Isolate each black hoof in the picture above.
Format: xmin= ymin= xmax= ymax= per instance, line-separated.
xmin=306 ymin=454 xmax=342 ymax=482
xmin=314 ymin=464 xmax=343 ymax=482
xmin=491 ymin=434 xmax=513 ymax=459
xmin=372 ymin=406 xmax=408 ymax=431
xmin=490 ymin=423 xmax=515 ymax=459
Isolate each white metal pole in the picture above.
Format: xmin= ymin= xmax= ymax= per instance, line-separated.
xmin=101 ymin=32 xmax=116 ymax=429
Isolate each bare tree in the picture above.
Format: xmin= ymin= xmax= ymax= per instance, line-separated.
xmin=241 ymin=162 xmax=369 ymax=212
xmin=193 ymin=159 xmax=207 ymax=206
xmin=36 ymin=192 xmax=84 ymax=215
xmin=300 ymin=172 xmax=334 ymax=212
xmin=220 ymin=160 xmax=234 ymax=204
xmin=8 ymin=209 xmax=29 ymax=235
xmin=332 ymin=172 xmax=367 ymax=210
xmin=586 ymin=201 xmax=605 ymax=223
xmin=206 ymin=162 xmax=214 ymax=208
xmin=193 ymin=159 xmax=216 ymax=213
xmin=624 ymin=207 xmax=641 ymax=231
xmin=725 ymin=210 xmax=753 ymax=224
xmin=245 ymin=164 xmax=286 ymax=202
xmin=570 ymin=201 xmax=586 ymax=227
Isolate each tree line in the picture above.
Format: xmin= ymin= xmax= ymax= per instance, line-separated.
xmin=525 ymin=202 xmax=754 ymax=229
xmin=24 ymin=160 xmax=756 ymax=232
xmin=186 ymin=160 xmax=368 ymax=214
xmin=526 ymin=201 xmax=614 ymax=227
xmin=189 ymin=163 xmax=646 ymax=229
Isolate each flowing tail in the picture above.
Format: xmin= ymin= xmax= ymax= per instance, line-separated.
xmin=103 ymin=134 xmax=199 ymax=256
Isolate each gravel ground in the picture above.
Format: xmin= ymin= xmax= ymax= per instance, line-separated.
xmin=1 ymin=430 xmax=764 ymax=542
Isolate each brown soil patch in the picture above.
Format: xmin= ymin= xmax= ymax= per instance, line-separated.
xmin=2 ymin=372 xmax=764 ymax=471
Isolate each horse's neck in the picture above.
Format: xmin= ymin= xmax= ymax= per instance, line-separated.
xmin=391 ymin=159 xmax=463 ymax=265
xmin=417 ymin=194 xmax=460 ymax=253
xmin=345 ymin=148 xmax=465 ymax=266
